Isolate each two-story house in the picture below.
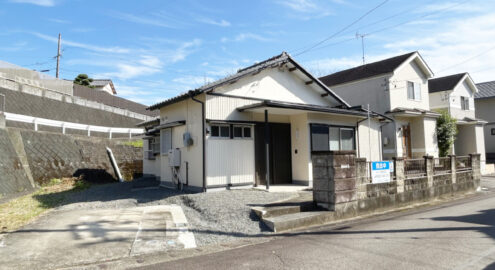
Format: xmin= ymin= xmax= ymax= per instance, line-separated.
xmin=428 ymin=73 xmax=486 ymax=172
xmin=474 ymin=80 xmax=495 ymax=164
xmin=141 ymin=52 xmax=388 ymax=192
xmin=319 ymin=52 xmax=439 ymax=160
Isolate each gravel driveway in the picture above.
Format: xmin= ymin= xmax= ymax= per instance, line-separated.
xmin=57 ymin=182 xmax=296 ymax=246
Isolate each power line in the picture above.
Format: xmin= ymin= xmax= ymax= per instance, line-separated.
xmin=292 ymin=0 xmax=389 ymax=56
xmin=436 ymin=45 xmax=495 ymax=73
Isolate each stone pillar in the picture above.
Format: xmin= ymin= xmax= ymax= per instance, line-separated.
xmin=393 ymin=157 xmax=405 ymax=193
xmin=312 ymin=151 xmax=357 ymax=215
xmin=355 ymin=157 xmax=368 ymax=185
xmin=470 ymin=153 xmax=481 ymax=190
xmin=424 ymin=155 xmax=434 ymax=188
xmin=449 ymin=155 xmax=456 ymax=184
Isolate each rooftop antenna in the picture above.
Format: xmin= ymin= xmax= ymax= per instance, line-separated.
xmin=356 ymin=32 xmax=367 ymax=65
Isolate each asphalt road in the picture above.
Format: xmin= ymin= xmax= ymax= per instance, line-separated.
xmin=139 ymin=179 xmax=495 ymax=270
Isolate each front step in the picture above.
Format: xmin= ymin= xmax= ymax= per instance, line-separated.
xmin=252 ymin=201 xmax=315 ymax=219
xmin=263 ymin=211 xmax=336 ymax=232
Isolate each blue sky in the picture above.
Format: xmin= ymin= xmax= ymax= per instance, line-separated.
xmin=1 ymin=0 xmax=495 ymax=105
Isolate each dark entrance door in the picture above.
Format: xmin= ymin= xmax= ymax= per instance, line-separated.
xmin=255 ymin=123 xmax=292 ymax=185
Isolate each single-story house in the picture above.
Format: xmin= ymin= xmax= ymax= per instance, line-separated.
xmin=142 ymin=52 xmax=389 ymax=192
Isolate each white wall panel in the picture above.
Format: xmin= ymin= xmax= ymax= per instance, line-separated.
xmin=206 ymin=138 xmax=255 ymax=186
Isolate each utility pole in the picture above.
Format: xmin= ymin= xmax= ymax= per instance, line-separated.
xmin=56 ymin=33 xmax=61 ymax=78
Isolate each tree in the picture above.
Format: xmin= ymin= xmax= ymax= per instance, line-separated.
xmin=73 ymin=74 xmax=93 ymax=87
xmin=436 ymin=111 xmax=457 ymax=157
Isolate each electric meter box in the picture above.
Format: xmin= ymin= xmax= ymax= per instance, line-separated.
xmin=167 ymin=148 xmax=181 ymax=167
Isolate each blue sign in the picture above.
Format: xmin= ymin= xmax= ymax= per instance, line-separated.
xmin=372 ymin=161 xmax=390 ymax=171
xmin=371 ymin=161 xmax=391 ymax=183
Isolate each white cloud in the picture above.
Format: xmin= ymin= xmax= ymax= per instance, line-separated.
xmin=381 ymin=12 xmax=495 ymax=82
xmin=277 ymin=0 xmax=317 ymax=12
xmin=109 ymin=11 xmax=178 ymax=28
xmin=31 ymin=32 xmax=130 ymax=54
xmin=9 ymin=0 xmax=55 ymax=6
xmin=221 ymin=33 xmax=272 ymax=43
xmin=47 ymin=18 xmax=70 ymax=24
xmin=197 ymin=17 xmax=231 ymax=27
xmin=172 ymin=75 xmax=215 ymax=86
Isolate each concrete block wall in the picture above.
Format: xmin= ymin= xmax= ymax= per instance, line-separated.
xmin=0 ymin=127 xmax=143 ymax=197
xmin=313 ymin=152 xmax=481 ymax=216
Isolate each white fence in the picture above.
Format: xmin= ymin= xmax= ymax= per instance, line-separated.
xmin=4 ymin=112 xmax=143 ymax=138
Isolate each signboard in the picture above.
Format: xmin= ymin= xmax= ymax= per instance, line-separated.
xmin=371 ymin=161 xmax=391 ymax=183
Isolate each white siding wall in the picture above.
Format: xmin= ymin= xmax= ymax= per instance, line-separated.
xmin=329 ymin=75 xmax=391 ymax=114
xmin=389 ymin=60 xmax=430 ymax=111
xmin=213 ymin=68 xmax=338 ymax=107
xmin=206 ymin=136 xmax=255 ymax=186
xmin=429 ymin=91 xmax=449 ymax=110
xmin=157 ymin=96 xmax=204 ymax=189
xmin=357 ymin=117 xmax=383 ymax=161
xmin=449 ymin=81 xmax=476 ymax=120
xmin=290 ymin=113 xmax=311 ymax=184
xmin=142 ymin=139 xmax=161 ymax=178
xmin=423 ymin=117 xmax=439 ymax=157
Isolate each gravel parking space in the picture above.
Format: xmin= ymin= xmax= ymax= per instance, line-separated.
xmin=57 ymin=183 xmax=297 ymax=246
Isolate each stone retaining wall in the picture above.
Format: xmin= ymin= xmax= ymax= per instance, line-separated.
xmin=0 ymin=127 xmax=143 ymax=197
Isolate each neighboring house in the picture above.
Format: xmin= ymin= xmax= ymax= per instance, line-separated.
xmin=475 ymin=80 xmax=495 ymax=164
xmin=142 ymin=52 xmax=388 ymax=192
xmin=90 ymin=79 xmax=117 ymax=95
xmin=428 ymin=73 xmax=486 ymax=171
xmin=319 ymin=51 xmax=440 ymax=160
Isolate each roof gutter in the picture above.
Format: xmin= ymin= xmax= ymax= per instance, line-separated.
xmin=189 ymin=91 xmax=206 ymax=192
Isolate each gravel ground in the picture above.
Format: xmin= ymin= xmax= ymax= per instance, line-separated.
xmin=56 ymin=182 xmax=296 ymax=246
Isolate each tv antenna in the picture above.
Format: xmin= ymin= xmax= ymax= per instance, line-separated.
xmin=356 ymin=32 xmax=368 ymax=65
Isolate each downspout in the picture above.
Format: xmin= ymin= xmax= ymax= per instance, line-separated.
xmin=189 ymin=91 xmax=206 ymax=192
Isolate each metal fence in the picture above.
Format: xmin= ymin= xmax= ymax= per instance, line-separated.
xmin=404 ymin=159 xmax=426 ymax=177
xmin=456 ymin=156 xmax=472 ymax=171
xmin=434 ymin=157 xmax=451 ymax=174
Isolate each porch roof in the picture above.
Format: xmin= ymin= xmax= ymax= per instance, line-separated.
xmin=385 ymin=107 xmax=440 ymax=118
xmin=236 ymin=100 xmax=387 ymax=120
xmin=457 ymin=117 xmax=487 ymax=125
xmin=145 ymin=120 xmax=186 ymax=135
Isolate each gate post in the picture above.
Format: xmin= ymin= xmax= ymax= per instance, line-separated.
xmin=312 ymin=150 xmax=357 ymax=216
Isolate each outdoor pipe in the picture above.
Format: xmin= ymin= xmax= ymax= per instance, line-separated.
xmin=189 ymin=90 xmax=206 ymax=192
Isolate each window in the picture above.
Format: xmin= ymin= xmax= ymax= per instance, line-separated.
xmin=492 ymin=128 xmax=495 ymax=136
xmin=160 ymin=128 xmax=172 ymax=155
xmin=150 ymin=137 xmax=160 ymax=154
xmin=211 ymin=125 xmax=230 ymax=138
xmin=407 ymin=81 xmax=421 ymax=101
xmin=234 ymin=125 xmax=251 ymax=139
xmin=461 ymin=96 xmax=470 ymax=110
xmin=243 ymin=127 xmax=251 ymax=138
xmin=311 ymin=124 xmax=356 ymax=151
xmin=211 ymin=124 xmax=252 ymax=139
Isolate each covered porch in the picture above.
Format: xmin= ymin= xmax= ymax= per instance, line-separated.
xmin=384 ymin=108 xmax=440 ymax=159
xmin=236 ymin=100 xmax=385 ymax=189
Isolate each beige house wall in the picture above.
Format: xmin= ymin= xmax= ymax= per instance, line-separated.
xmin=389 ymin=60 xmax=430 ymax=111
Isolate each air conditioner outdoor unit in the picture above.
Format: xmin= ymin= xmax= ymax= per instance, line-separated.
xmin=168 ymin=148 xmax=181 ymax=167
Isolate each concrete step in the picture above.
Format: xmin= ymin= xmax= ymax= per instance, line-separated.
xmin=262 ymin=211 xmax=336 ymax=232
xmin=252 ymin=201 xmax=316 ymax=219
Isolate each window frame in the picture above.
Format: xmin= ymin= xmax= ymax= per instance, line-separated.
xmin=232 ymin=125 xmax=252 ymax=139
xmin=209 ymin=124 xmax=231 ymax=139
xmin=461 ymin=96 xmax=470 ymax=110
xmin=491 ymin=128 xmax=495 ymax=136
xmin=310 ymin=124 xmax=356 ymax=152
xmin=160 ymin=128 xmax=172 ymax=155
xmin=407 ymin=81 xmax=421 ymax=101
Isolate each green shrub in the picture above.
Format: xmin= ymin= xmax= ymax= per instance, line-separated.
xmin=436 ymin=111 xmax=457 ymax=157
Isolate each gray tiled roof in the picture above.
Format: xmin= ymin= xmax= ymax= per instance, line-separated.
xmin=428 ymin=73 xmax=466 ymax=93
xmin=319 ymin=52 xmax=416 ymax=87
xmin=475 ymin=81 xmax=495 ymax=99
xmin=90 ymin=79 xmax=113 ymax=87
